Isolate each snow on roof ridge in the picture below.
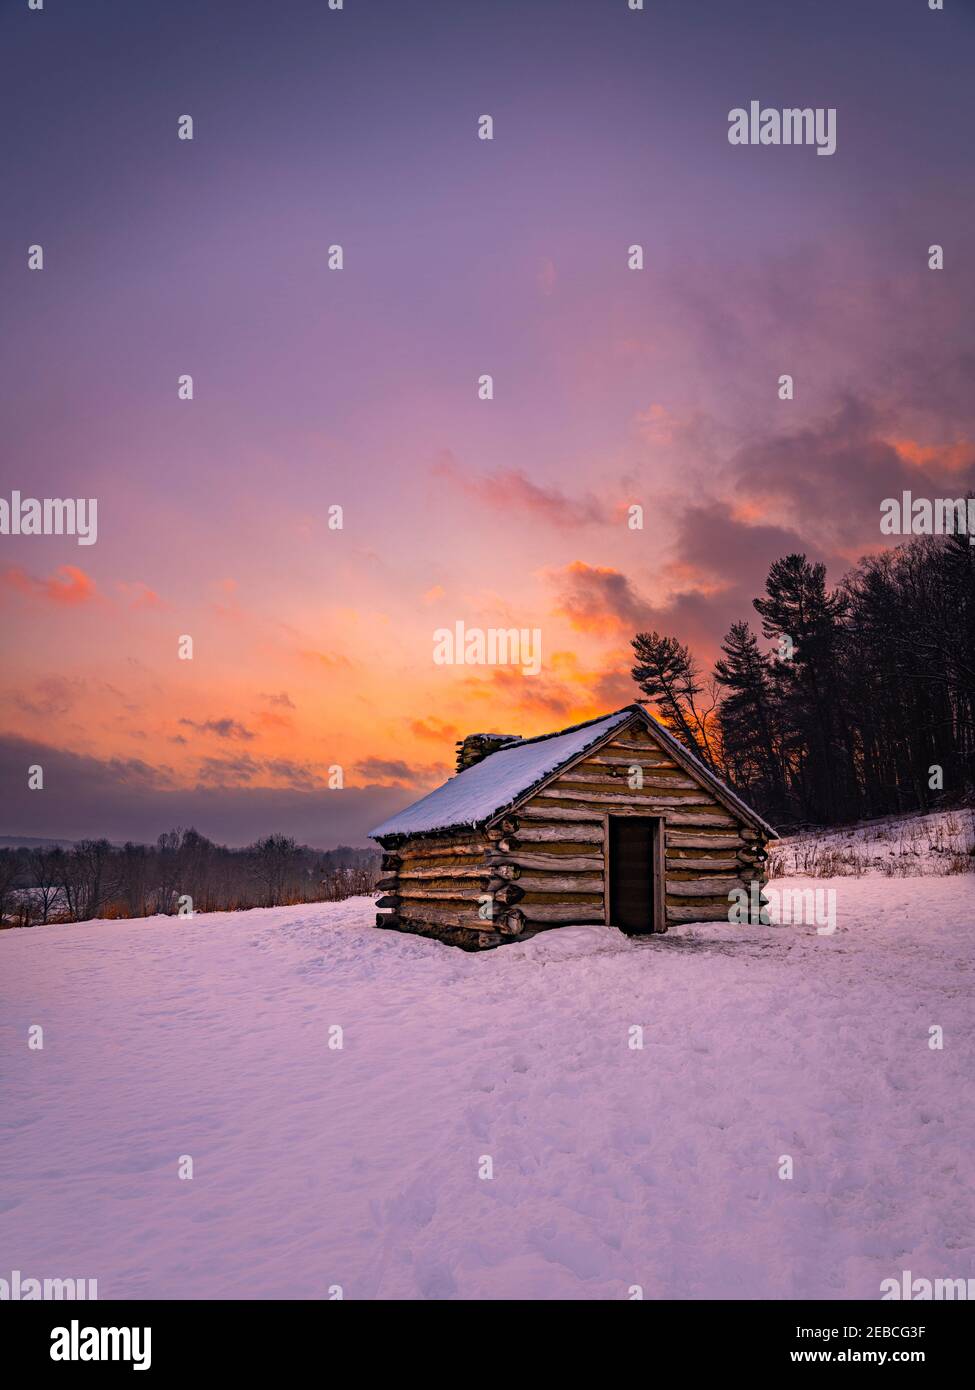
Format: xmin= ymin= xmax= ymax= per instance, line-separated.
xmin=369 ymin=707 xmax=636 ymax=839
xmin=482 ymin=705 xmax=644 ymax=754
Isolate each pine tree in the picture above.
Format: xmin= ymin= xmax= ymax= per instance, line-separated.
xmin=630 ymin=630 xmax=718 ymax=769
xmin=713 ymin=621 xmax=784 ymax=814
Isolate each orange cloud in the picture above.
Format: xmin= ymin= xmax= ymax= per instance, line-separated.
xmin=729 ymin=499 xmax=768 ymax=524
xmin=256 ymin=709 xmax=294 ymax=732
xmin=409 ymin=716 xmax=459 ymax=741
xmin=886 ymin=437 xmax=974 ymax=475
xmin=2 ymin=564 xmax=97 ymax=605
xmin=548 ymin=560 xmax=649 ymax=634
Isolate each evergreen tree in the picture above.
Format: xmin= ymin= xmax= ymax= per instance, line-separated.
xmin=630 ymin=630 xmax=718 ymax=769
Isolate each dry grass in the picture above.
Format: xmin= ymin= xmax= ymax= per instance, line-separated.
xmin=768 ymin=809 xmax=975 ymax=880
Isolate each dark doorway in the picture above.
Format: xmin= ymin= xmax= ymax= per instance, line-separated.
xmin=609 ymin=817 xmax=657 ymax=934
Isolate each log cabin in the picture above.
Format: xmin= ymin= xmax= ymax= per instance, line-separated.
xmin=368 ymin=704 xmax=777 ymax=950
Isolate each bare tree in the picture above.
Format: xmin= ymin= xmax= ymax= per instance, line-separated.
xmin=27 ymin=848 xmax=64 ymax=925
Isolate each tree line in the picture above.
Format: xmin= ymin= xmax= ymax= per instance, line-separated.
xmin=631 ymin=531 xmax=975 ymax=828
xmin=0 ymin=830 xmax=380 ymax=929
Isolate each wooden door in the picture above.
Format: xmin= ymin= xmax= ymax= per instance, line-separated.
xmin=609 ymin=817 xmax=656 ymax=934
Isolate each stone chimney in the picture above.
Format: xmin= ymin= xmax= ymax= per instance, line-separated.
xmin=455 ymin=732 xmax=522 ymax=773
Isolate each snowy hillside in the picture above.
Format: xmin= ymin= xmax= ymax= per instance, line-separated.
xmin=2 ymin=880 xmax=973 ymax=1300
xmin=770 ymin=809 xmax=975 ymax=879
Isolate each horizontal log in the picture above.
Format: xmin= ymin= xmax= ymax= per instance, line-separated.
xmin=399 ymin=842 xmax=488 ymax=862
xmin=665 ymin=895 xmax=732 ymax=910
xmin=509 ymin=839 xmax=605 ymax=858
xmin=557 ymin=771 xmax=699 ymax=790
xmin=375 ymin=894 xmax=400 ymax=909
xmin=666 ymin=832 xmax=744 ymax=848
xmin=387 ymin=828 xmax=485 ymax=851
xmin=518 ymin=806 xmax=605 ymax=823
xmin=486 ymin=852 xmax=603 ymax=873
xmin=517 ymin=903 xmax=606 ymax=924
xmin=666 ymin=856 xmax=739 ymax=871
xmin=399 ymin=877 xmax=484 ymax=896
xmin=520 ymin=892 xmax=604 ymax=908
xmin=398 ymin=889 xmax=482 ymax=905
xmin=582 ymin=754 xmax=678 ymax=769
xmin=666 ymin=878 xmax=740 ymax=897
xmin=612 ymin=738 xmax=669 ymax=752
xmin=399 ymin=905 xmax=480 ymax=929
xmin=511 ymin=874 xmax=603 ymax=894
xmin=394 ymin=918 xmax=499 ymax=950
xmin=666 ymin=904 xmax=733 ymax=923
xmin=663 ymin=811 xmax=737 ymax=827
xmin=380 ymin=853 xmax=402 ymax=871
xmin=538 ymin=789 xmax=712 ymax=807
xmin=516 ymin=824 xmax=604 ymax=843
xmin=397 ymin=865 xmax=485 ymax=881
xmin=399 ymin=892 xmax=478 ymax=911
xmin=376 ymin=875 xmax=399 ymax=891
xmin=498 ymin=909 xmax=525 ymax=936
xmin=375 ymin=912 xmax=401 ymax=929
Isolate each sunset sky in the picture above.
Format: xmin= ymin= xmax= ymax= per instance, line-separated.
xmin=2 ymin=0 xmax=974 ymax=847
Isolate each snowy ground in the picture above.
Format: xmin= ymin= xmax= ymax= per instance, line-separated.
xmin=1 ymin=878 xmax=973 ymax=1301
xmin=770 ymin=808 xmax=975 ymax=878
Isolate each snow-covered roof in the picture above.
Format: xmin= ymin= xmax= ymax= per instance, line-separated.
xmin=369 ymin=704 xmax=778 ymax=841
xmin=369 ymin=709 xmax=633 ymax=838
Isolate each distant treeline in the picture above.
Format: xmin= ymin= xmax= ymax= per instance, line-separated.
xmin=0 ymin=830 xmax=381 ymax=928
xmin=632 ymin=531 xmax=975 ymax=829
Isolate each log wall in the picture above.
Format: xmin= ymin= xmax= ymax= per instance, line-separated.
xmin=503 ymin=721 xmax=769 ymax=932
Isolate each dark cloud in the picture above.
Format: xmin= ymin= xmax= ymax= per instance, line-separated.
xmin=179 ymin=717 xmax=255 ymax=741
xmin=550 ymin=561 xmax=651 ymax=633
xmin=194 ymin=754 xmax=262 ymax=786
xmin=263 ymin=758 xmax=320 ymax=791
xmin=354 ymin=756 xmax=441 ymax=786
xmin=731 ymin=397 xmax=975 ymax=554
xmin=0 ymin=735 xmax=408 ymax=849
xmin=9 ymin=675 xmax=85 ymax=718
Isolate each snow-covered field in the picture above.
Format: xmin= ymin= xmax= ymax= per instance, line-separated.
xmin=2 ymin=879 xmax=973 ymax=1300
xmin=770 ymin=809 xmax=975 ymax=878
